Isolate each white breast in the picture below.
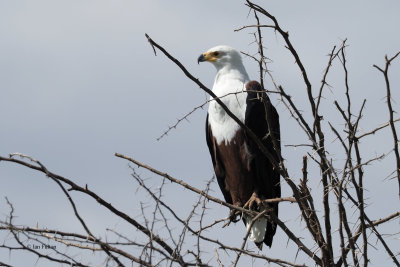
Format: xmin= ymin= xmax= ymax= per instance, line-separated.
xmin=208 ymin=75 xmax=248 ymax=145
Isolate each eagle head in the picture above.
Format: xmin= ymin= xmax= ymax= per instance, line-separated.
xmin=197 ymin=45 xmax=243 ymax=69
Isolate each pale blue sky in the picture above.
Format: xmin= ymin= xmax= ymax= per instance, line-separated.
xmin=1 ymin=1 xmax=399 ymax=266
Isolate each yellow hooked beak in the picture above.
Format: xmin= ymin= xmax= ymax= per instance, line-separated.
xmin=197 ymin=51 xmax=220 ymax=64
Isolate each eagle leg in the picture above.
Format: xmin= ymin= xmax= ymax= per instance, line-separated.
xmin=243 ymin=192 xmax=262 ymax=211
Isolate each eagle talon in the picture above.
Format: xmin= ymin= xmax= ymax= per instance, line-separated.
xmin=243 ymin=192 xmax=263 ymax=211
xmin=223 ymin=209 xmax=242 ymax=228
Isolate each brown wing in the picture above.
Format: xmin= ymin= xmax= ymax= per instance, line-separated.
xmin=245 ymin=80 xmax=281 ymax=247
xmin=205 ymin=114 xmax=233 ymax=204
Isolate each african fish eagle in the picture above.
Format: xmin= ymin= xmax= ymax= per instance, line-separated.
xmin=198 ymin=45 xmax=281 ymax=249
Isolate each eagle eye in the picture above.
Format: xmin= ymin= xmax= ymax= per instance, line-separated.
xmin=213 ymin=51 xmax=220 ymax=57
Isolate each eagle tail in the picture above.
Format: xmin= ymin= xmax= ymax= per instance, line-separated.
xmin=244 ymin=214 xmax=267 ymax=246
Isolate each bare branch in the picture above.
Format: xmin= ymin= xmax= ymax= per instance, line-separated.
xmin=373 ymin=50 xmax=400 ymax=197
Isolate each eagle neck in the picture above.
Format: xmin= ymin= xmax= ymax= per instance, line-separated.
xmin=214 ymin=64 xmax=249 ymax=86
